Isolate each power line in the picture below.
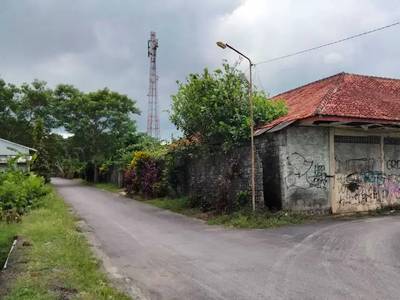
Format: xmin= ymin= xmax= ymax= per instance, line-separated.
xmin=255 ymin=21 xmax=400 ymax=66
xmin=254 ymin=65 xmax=266 ymax=91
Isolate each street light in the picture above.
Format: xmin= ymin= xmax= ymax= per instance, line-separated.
xmin=216 ymin=41 xmax=256 ymax=212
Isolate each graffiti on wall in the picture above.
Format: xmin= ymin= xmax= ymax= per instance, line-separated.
xmin=387 ymin=160 xmax=400 ymax=170
xmin=335 ymin=157 xmax=400 ymax=211
xmin=285 ymin=152 xmax=330 ymax=190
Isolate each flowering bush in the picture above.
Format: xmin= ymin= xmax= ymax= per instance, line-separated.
xmin=141 ymin=161 xmax=160 ymax=197
xmin=123 ymin=169 xmax=139 ymax=195
xmin=99 ymin=164 xmax=108 ymax=174
xmin=124 ymin=151 xmax=163 ymax=198
xmin=130 ymin=151 xmax=150 ymax=169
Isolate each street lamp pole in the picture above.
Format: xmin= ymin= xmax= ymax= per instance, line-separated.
xmin=216 ymin=41 xmax=256 ymax=212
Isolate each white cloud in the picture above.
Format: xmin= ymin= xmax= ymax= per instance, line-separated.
xmin=213 ymin=0 xmax=400 ymax=94
xmin=58 ymin=132 xmax=73 ymax=139
xmin=324 ymin=53 xmax=344 ymax=64
xmin=1 ymin=0 xmax=400 ymax=138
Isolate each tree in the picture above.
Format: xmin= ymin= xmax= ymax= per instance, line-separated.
xmin=168 ymin=60 xmax=288 ymax=151
xmin=55 ymin=85 xmax=141 ymax=181
xmin=115 ymin=132 xmax=164 ymax=170
xmin=0 ymin=78 xmax=59 ymax=147
xmin=32 ymin=116 xmax=52 ymax=182
xmin=19 ymin=79 xmax=58 ymax=131
xmin=0 ymin=78 xmax=32 ymax=146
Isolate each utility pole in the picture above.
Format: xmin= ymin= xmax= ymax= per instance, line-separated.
xmin=216 ymin=41 xmax=256 ymax=212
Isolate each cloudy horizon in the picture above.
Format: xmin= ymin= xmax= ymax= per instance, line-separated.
xmin=1 ymin=0 xmax=400 ymax=139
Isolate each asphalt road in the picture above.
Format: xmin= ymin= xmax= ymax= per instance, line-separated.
xmin=53 ymin=178 xmax=400 ymax=300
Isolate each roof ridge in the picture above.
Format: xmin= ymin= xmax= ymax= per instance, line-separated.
xmin=0 ymin=137 xmax=36 ymax=152
xmin=270 ymin=72 xmax=345 ymax=99
xmin=344 ymin=72 xmax=400 ymax=82
xmin=315 ymin=72 xmax=345 ymax=115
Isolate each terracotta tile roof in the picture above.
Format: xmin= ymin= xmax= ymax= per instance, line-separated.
xmin=261 ymin=72 xmax=400 ymax=128
xmin=168 ymin=133 xmax=201 ymax=149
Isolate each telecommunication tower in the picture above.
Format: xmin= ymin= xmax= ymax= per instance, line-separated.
xmin=147 ymin=31 xmax=160 ymax=139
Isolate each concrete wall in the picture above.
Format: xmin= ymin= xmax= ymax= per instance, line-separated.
xmin=183 ymin=132 xmax=283 ymax=208
xmin=281 ymin=126 xmax=331 ymax=212
xmin=179 ymin=126 xmax=400 ymax=213
xmin=255 ymin=131 xmax=285 ymax=210
xmin=105 ymin=165 xmax=124 ymax=188
xmin=184 ymin=146 xmax=252 ymax=206
xmin=333 ymin=132 xmax=400 ymax=213
xmin=183 ymin=126 xmax=331 ymax=212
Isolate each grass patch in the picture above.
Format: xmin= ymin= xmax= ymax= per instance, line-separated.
xmin=207 ymin=210 xmax=314 ymax=228
xmin=142 ymin=197 xmax=400 ymax=229
xmin=3 ymin=189 xmax=130 ymax=300
xmin=0 ymin=222 xmax=17 ymax=267
xmin=145 ymin=197 xmax=203 ymax=218
xmin=73 ymin=179 xmax=123 ymax=194
xmin=142 ymin=197 xmax=317 ymax=227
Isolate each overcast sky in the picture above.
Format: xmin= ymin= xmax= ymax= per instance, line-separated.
xmin=1 ymin=0 xmax=400 ymax=139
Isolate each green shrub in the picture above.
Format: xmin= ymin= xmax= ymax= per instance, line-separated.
xmin=188 ymin=186 xmax=213 ymax=212
xmin=236 ymin=190 xmax=250 ymax=208
xmin=152 ymin=181 xmax=168 ymax=198
xmin=0 ymin=169 xmax=50 ymax=216
xmin=0 ymin=222 xmax=17 ymax=266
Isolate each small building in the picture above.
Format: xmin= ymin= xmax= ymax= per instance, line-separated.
xmin=0 ymin=138 xmax=36 ymax=171
xmin=254 ymin=72 xmax=400 ymax=213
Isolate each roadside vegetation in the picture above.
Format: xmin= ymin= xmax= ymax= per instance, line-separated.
xmin=141 ymin=197 xmax=400 ymax=228
xmin=0 ymin=166 xmax=130 ymax=299
xmin=140 ymin=197 xmax=315 ymax=228
xmin=2 ymin=189 xmax=130 ymax=300
xmin=0 ymin=116 xmax=130 ymax=298
xmin=0 ymin=223 xmax=17 ymax=267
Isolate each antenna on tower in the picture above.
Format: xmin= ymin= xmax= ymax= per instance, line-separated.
xmin=147 ymin=31 xmax=160 ymax=139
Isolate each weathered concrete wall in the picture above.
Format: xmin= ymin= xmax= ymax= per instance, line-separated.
xmin=182 ymin=127 xmax=400 ymax=213
xmin=185 ymin=147 xmax=250 ymax=204
xmin=333 ymin=134 xmax=400 ymax=213
xmin=183 ymin=132 xmax=283 ymax=208
xmin=255 ymin=132 xmax=285 ymax=209
xmin=281 ymin=126 xmax=330 ymax=212
xmin=183 ymin=126 xmax=331 ymax=211
xmin=108 ymin=165 xmax=124 ymax=188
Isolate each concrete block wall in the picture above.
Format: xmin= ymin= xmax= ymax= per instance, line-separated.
xmin=183 ymin=132 xmax=282 ymax=207
xmin=333 ymin=134 xmax=400 ymax=213
xmin=184 ymin=146 xmax=252 ymax=205
xmin=180 ymin=126 xmax=332 ymax=212
xmin=280 ymin=126 xmax=330 ymax=212
xmin=254 ymin=131 xmax=284 ymax=209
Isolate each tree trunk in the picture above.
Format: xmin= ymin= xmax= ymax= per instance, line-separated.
xmin=94 ymin=166 xmax=98 ymax=183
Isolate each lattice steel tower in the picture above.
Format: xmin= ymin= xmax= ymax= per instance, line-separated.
xmin=147 ymin=31 xmax=160 ymax=139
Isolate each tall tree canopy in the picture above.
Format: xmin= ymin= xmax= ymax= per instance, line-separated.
xmin=0 ymin=76 xmax=142 ymax=180
xmin=55 ymin=84 xmax=141 ymax=179
xmin=0 ymin=79 xmax=57 ymax=146
xmin=168 ymin=61 xmax=288 ymax=151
